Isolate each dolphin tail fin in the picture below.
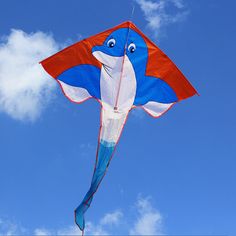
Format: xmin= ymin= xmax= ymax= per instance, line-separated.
xmin=75 ymin=106 xmax=128 ymax=232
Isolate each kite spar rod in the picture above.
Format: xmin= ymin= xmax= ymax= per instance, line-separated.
xmin=114 ymin=5 xmax=135 ymax=111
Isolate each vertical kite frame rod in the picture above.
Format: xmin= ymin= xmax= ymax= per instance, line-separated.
xmin=114 ymin=21 xmax=132 ymax=111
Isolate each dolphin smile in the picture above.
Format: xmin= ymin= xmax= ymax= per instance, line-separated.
xmin=102 ymin=64 xmax=113 ymax=78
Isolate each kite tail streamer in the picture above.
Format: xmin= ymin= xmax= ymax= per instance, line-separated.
xmin=75 ymin=106 xmax=128 ymax=232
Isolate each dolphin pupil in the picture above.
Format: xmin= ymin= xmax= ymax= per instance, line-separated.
xmin=128 ymin=43 xmax=136 ymax=53
xmin=107 ymin=39 xmax=116 ymax=48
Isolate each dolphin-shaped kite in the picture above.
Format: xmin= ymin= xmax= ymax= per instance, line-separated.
xmin=40 ymin=21 xmax=197 ymax=233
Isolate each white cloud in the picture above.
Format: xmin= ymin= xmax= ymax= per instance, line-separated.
xmin=0 ymin=197 xmax=163 ymax=235
xmin=0 ymin=218 xmax=26 ymax=236
xmin=83 ymin=210 xmax=123 ymax=235
xmin=135 ymin=0 xmax=189 ymax=38
xmin=34 ymin=228 xmax=52 ymax=236
xmin=0 ymin=29 xmax=59 ymax=121
xmin=85 ymin=222 xmax=109 ymax=235
xmin=129 ymin=196 xmax=163 ymax=235
xmin=34 ymin=226 xmax=81 ymax=236
xmin=172 ymin=0 xmax=185 ymax=9
xmin=57 ymin=225 xmax=82 ymax=235
xmin=33 ymin=220 xmax=109 ymax=236
xmin=100 ymin=210 xmax=123 ymax=226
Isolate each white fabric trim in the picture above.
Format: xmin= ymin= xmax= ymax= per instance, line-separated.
xmin=59 ymin=80 xmax=91 ymax=103
xmin=142 ymin=101 xmax=173 ymax=117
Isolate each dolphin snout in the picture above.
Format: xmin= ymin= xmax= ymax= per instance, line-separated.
xmin=92 ymin=48 xmax=123 ymax=69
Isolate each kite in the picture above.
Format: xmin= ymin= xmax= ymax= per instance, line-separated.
xmin=40 ymin=21 xmax=197 ymax=233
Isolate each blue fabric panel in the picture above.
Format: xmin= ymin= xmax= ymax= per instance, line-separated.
xmin=134 ymin=76 xmax=178 ymax=105
xmin=57 ymin=64 xmax=101 ymax=99
xmin=75 ymin=139 xmax=115 ymax=230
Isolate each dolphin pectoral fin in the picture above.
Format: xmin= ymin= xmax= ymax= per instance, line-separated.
xmin=133 ymin=76 xmax=177 ymax=118
xmin=141 ymin=101 xmax=174 ymax=118
xmin=56 ymin=64 xmax=101 ymax=102
xmin=74 ymin=108 xmax=128 ymax=232
xmin=134 ymin=76 xmax=178 ymax=106
xmin=58 ymin=81 xmax=93 ymax=103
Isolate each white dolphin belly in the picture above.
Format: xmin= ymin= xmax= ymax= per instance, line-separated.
xmin=92 ymin=51 xmax=136 ymax=112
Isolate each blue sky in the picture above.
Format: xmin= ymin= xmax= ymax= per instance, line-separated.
xmin=0 ymin=0 xmax=235 ymax=235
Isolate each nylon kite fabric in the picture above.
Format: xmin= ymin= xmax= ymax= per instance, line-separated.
xmin=40 ymin=21 xmax=197 ymax=233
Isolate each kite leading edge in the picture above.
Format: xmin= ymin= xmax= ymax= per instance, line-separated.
xmin=40 ymin=21 xmax=198 ymax=233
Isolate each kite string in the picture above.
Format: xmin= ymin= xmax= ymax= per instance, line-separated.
xmin=130 ymin=4 xmax=135 ymax=22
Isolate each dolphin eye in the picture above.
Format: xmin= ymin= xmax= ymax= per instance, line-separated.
xmin=128 ymin=43 xmax=136 ymax=53
xmin=107 ymin=38 xmax=116 ymax=48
